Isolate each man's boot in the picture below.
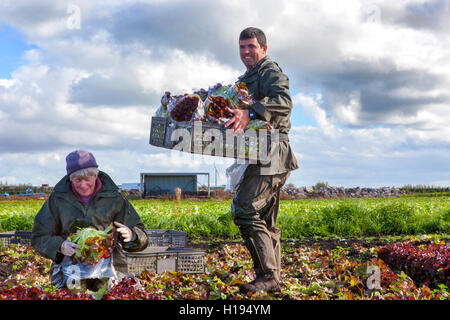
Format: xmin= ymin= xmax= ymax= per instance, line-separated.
xmin=240 ymin=233 xmax=280 ymax=293
xmin=239 ymin=274 xmax=281 ymax=294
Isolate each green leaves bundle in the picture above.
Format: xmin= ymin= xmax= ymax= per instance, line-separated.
xmin=69 ymin=225 xmax=114 ymax=264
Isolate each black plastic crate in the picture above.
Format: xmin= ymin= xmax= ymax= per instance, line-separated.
xmin=0 ymin=231 xmax=32 ymax=247
xmin=149 ymin=117 xmax=271 ymax=161
xmin=122 ymin=246 xmax=205 ymax=275
xmin=0 ymin=229 xmax=188 ymax=248
xmin=145 ymin=229 xmax=187 ymax=247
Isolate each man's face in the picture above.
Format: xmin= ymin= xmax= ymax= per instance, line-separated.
xmin=72 ymin=175 xmax=96 ymax=197
xmin=239 ymin=37 xmax=267 ymax=71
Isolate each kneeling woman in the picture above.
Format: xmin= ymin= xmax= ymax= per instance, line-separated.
xmin=32 ymin=150 xmax=148 ymax=289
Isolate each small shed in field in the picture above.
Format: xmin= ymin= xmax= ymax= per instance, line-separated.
xmin=140 ymin=172 xmax=210 ymax=197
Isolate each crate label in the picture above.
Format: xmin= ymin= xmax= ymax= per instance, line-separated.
xmin=150 ymin=118 xmax=167 ymax=146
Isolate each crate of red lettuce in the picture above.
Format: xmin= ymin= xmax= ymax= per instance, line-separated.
xmin=150 ymin=82 xmax=273 ymax=161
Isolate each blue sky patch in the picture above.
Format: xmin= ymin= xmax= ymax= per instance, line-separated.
xmin=290 ymin=88 xmax=318 ymax=127
xmin=0 ymin=24 xmax=37 ymax=78
xmin=291 ymin=103 xmax=317 ymax=127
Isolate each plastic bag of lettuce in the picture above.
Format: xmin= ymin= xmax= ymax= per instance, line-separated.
xmin=69 ymin=225 xmax=114 ymax=265
xmin=50 ymin=225 xmax=118 ymax=290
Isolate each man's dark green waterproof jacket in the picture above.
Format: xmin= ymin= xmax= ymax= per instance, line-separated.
xmin=31 ymin=171 xmax=148 ymax=270
xmin=238 ymin=55 xmax=299 ymax=175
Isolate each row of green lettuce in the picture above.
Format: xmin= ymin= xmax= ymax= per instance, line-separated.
xmin=0 ymin=196 xmax=449 ymax=239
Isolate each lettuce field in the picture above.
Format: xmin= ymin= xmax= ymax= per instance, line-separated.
xmin=1 ymin=196 xmax=449 ymax=238
xmin=0 ymin=196 xmax=449 ymax=300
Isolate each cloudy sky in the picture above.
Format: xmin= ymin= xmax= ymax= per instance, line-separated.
xmin=0 ymin=0 xmax=449 ymax=188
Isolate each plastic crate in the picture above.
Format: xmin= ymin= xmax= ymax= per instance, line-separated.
xmin=0 ymin=229 xmax=188 ymax=248
xmin=122 ymin=246 xmax=205 ymax=275
xmin=146 ymin=229 xmax=187 ymax=247
xmin=0 ymin=231 xmax=32 ymax=247
xmin=149 ymin=117 xmax=272 ymax=161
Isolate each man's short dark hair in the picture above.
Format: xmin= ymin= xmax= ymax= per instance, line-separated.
xmin=239 ymin=27 xmax=266 ymax=47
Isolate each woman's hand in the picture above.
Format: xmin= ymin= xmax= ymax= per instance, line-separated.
xmin=60 ymin=239 xmax=80 ymax=256
xmin=114 ymin=221 xmax=135 ymax=242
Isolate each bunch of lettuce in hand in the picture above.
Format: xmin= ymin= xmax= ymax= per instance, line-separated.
xmin=69 ymin=225 xmax=114 ymax=265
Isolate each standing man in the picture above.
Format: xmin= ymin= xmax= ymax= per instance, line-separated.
xmin=225 ymin=27 xmax=298 ymax=293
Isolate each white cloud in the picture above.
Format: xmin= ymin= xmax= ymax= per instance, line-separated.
xmin=136 ymin=49 xmax=240 ymax=95
xmin=333 ymin=91 xmax=361 ymax=126
xmin=293 ymin=92 xmax=336 ymax=135
xmin=0 ymin=79 xmax=15 ymax=88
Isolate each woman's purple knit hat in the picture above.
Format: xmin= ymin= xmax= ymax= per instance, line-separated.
xmin=65 ymin=150 xmax=98 ymax=176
